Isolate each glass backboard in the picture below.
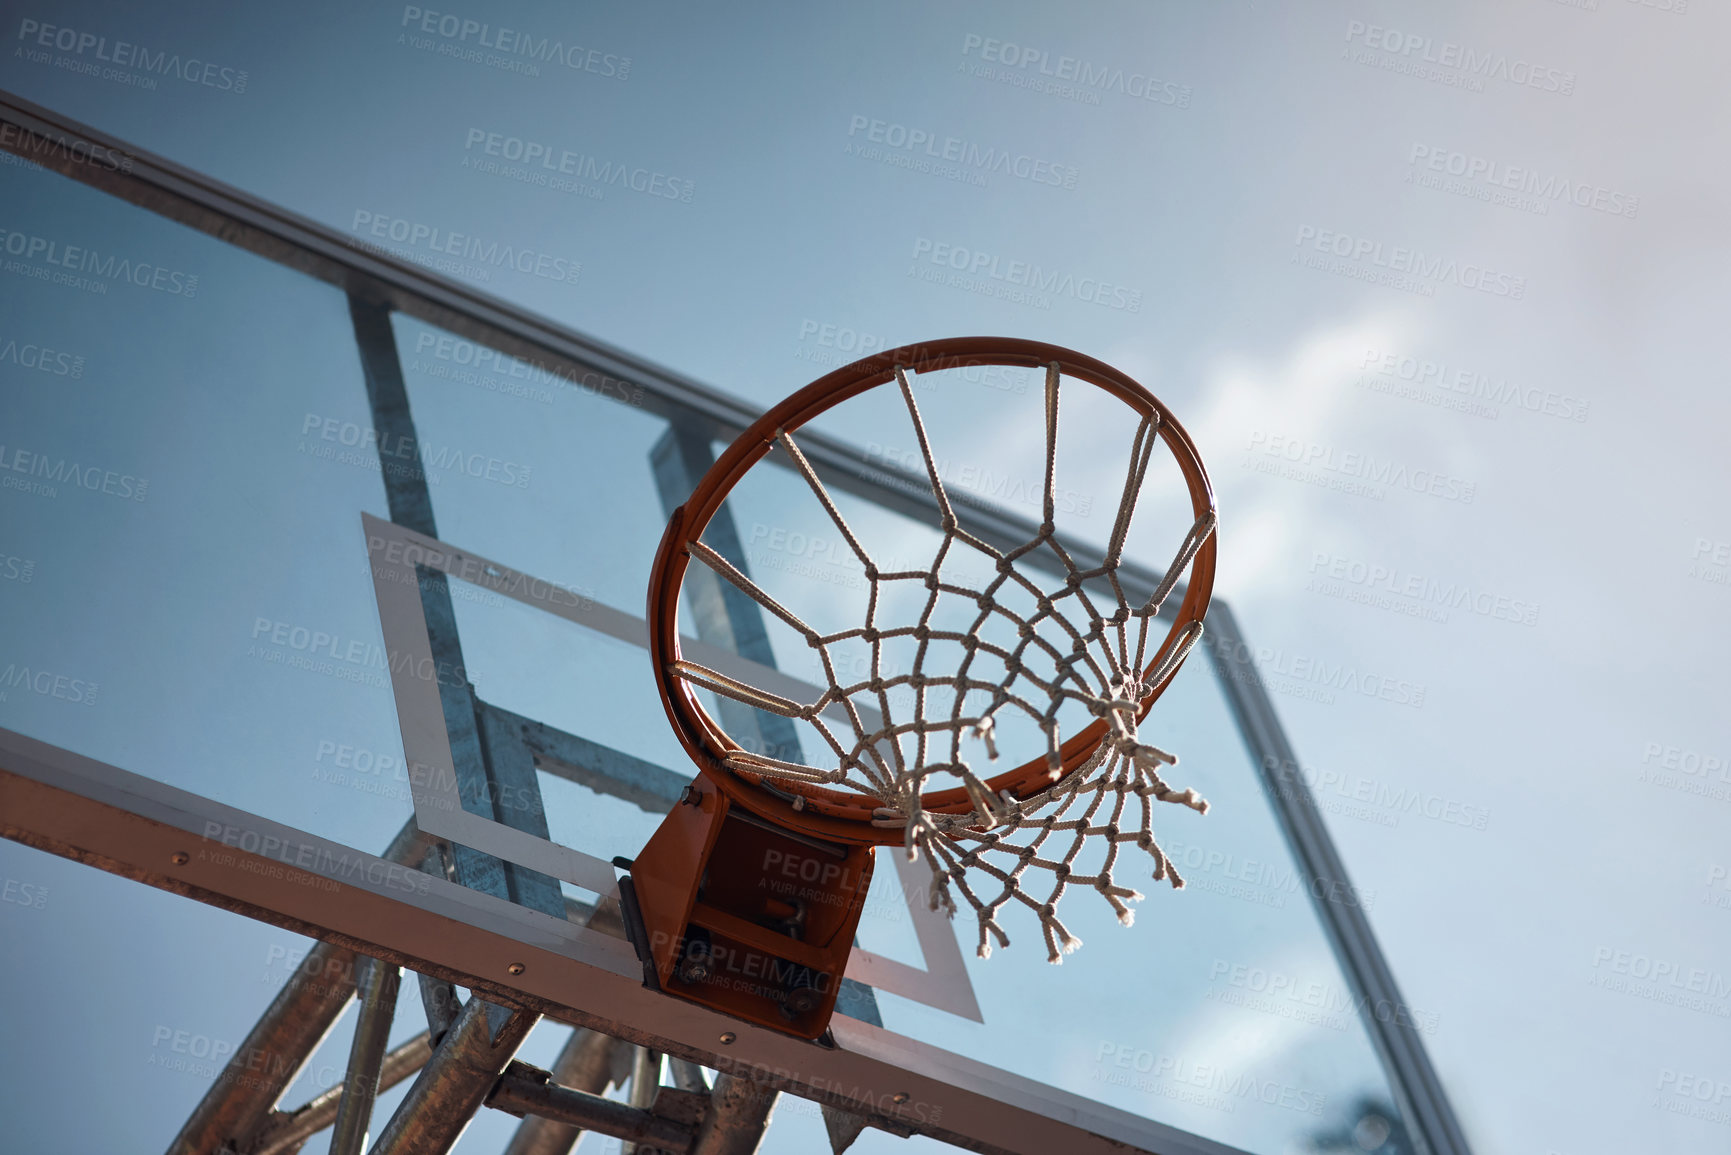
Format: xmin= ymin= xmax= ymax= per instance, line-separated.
xmin=0 ymin=92 xmax=1448 ymax=1155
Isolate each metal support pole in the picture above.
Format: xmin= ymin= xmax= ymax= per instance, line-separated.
xmin=364 ymin=996 xmax=537 ymax=1155
xmin=501 ymin=1028 xmax=627 ymax=1155
xmin=327 ymin=958 xmax=403 ymax=1155
xmin=487 ymin=1066 xmax=698 ymax=1154
xmin=667 ymin=1060 xmax=710 ymax=1094
xmin=623 ymin=1047 xmax=662 ymax=1155
xmin=689 ymin=1073 xmax=777 ymax=1155
xmin=248 ymin=1032 xmax=433 ymax=1155
xmin=415 ymin=973 xmax=461 ymax=1046
xmin=351 ymin=293 xmax=563 ymax=1045
xmin=163 ymin=937 xmax=359 ymax=1155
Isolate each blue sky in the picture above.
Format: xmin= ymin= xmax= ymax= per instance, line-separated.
xmin=2 ymin=1 xmax=1728 ymax=1153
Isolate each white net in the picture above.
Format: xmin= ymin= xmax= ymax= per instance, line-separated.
xmin=672 ymin=364 xmax=1216 ymax=962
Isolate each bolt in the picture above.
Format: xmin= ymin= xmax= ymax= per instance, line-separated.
xmin=891 ymin=1092 xmax=910 ymax=1105
xmin=779 ymin=986 xmax=822 ymax=1019
xmin=169 ymin=852 xmax=189 ymax=865
xmin=719 ymin=1031 xmax=736 ymax=1045
xmin=507 ymin=962 xmax=526 ymax=976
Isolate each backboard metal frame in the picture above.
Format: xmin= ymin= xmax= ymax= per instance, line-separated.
xmin=363 ymin=512 xmax=983 ymax=1022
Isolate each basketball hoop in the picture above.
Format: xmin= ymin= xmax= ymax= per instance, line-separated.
xmin=643 ymin=338 xmax=1216 ymax=974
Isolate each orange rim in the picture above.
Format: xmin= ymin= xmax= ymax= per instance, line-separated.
xmin=647 ymin=337 xmax=1217 ymax=847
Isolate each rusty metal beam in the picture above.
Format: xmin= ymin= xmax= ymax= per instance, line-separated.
xmin=689 ymin=1073 xmax=777 ymax=1155
xmin=501 ymin=1029 xmax=627 ymax=1155
xmin=4 ymin=727 xmax=1246 ymax=1155
xmin=624 ymin=1046 xmax=664 ymax=1155
xmin=328 ymin=958 xmax=403 ymax=1155
xmin=364 ymin=996 xmax=537 ymax=1155
xmin=488 ymin=1065 xmax=701 ymax=1154
xmin=247 ymin=1033 xmax=433 ymax=1155
xmin=162 ymin=937 xmax=359 ymax=1155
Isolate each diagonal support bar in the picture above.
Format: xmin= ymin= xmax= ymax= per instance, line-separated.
xmin=163 ymin=938 xmax=360 ymax=1155
xmin=247 ymin=1032 xmax=433 ymax=1155
xmin=689 ymin=1072 xmax=777 ymax=1155
xmin=328 ymin=958 xmax=403 ymax=1155
xmin=365 ymin=996 xmax=538 ymax=1155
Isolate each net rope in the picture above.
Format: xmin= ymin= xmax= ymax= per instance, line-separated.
xmin=672 ymin=363 xmax=1216 ymax=962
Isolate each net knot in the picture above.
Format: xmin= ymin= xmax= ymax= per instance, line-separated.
xmin=969 ymin=716 xmax=1000 ymax=760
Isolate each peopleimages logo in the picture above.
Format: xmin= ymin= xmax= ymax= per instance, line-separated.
xmin=0 ymin=122 xmax=132 ymax=174
xmin=200 ymin=821 xmax=432 ymax=897
xmin=1637 ymin=740 xmax=1730 ymax=804
xmin=462 ymin=128 xmax=693 ymax=202
xmin=959 ymin=34 xmax=1192 ymax=108
xmin=1207 ymin=958 xmax=1440 ymax=1035
xmin=399 ymin=6 xmax=630 ymax=79
xmin=1358 ymin=347 xmax=1589 ymax=423
xmin=1244 ymin=430 xmax=1477 ymax=504
xmin=299 ymin=412 xmax=535 ymax=489
xmin=1262 ymin=756 xmax=1491 ymax=832
xmin=15 ymin=18 xmax=249 ymax=93
xmin=1589 ymin=947 xmax=1731 ymax=1015
xmin=0 ymin=226 xmax=199 ymax=297
xmin=410 ymin=331 xmax=642 ymax=407
xmin=845 ymin=115 xmax=1079 ymax=189
xmin=910 ymin=238 xmax=1142 ymax=312
xmin=0 ymin=334 xmax=85 ymax=378
xmin=1162 ymin=837 xmax=1379 ymax=908
xmin=1202 ymin=634 xmax=1427 ymax=710
xmin=794 ymin=319 xmax=894 ymax=371
xmin=0 ymin=442 xmax=148 ymax=502
xmin=1342 ymin=21 xmax=1576 ymax=95
xmin=1093 ymin=1042 xmax=1327 ymax=1115
xmin=348 ymin=211 xmax=581 ymax=285
xmin=1293 ymin=225 xmax=1526 ymax=299
xmin=1306 ymin=551 xmax=1541 ymax=627
xmin=1653 ymin=1069 xmax=1731 ymax=1128
xmin=1689 ymin=538 xmax=1730 ymax=589
xmin=0 ymin=662 xmax=99 ymax=706
xmin=1407 ymin=144 xmax=1637 ymax=219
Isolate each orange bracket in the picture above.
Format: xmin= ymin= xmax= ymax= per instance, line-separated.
xmin=623 ymin=778 xmax=875 ymax=1041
